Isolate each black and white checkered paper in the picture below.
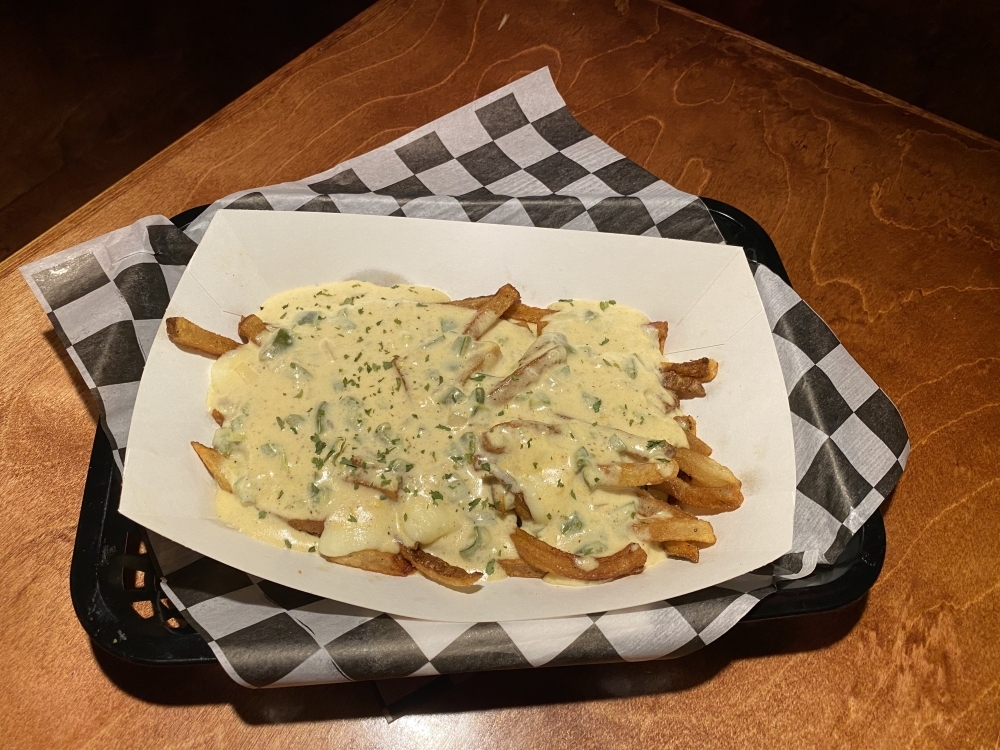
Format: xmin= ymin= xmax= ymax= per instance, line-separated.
xmin=21 ymin=69 xmax=907 ymax=688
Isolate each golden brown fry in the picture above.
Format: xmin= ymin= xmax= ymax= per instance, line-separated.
xmin=167 ymin=317 xmax=240 ymax=357
xmin=510 ymin=528 xmax=646 ymax=581
xmin=323 ymin=549 xmax=414 ymax=577
xmin=449 ymin=295 xmax=553 ymax=329
xmin=631 ymin=516 xmax=716 ymax=546
xmin=648 ymin=321 xmax=669 ymax=353
xmin=455 ymin=341 xmax=500 ymax=384
xmin=400 ymin=546 xmax=483 ymax=587
xmin=285 ymin=518 xmax=325 ymax=536
xmin=633 ymin=490 xmax=677 ymax=517
xmin=238 ymin=314 xmax=268 ymax=344
xmin=674 ymin=447 xmax=740 ymax=488
xmin=462 ymin=284 xmax=520 ymax=340
xmin=663 ymin=541 xmax=701 ymax=562
xmin=191 ymin=441 xmax=233 ymax=492
xmin=653 ymin=475 xmax=744 ymax=511
xmin=211 ymin=409 xmax=225 ymax=426
xmin=659 ymin=369 xmax=707 ymax=399
xmin=662 ymin=357 xmax=718 ymax=382
xmin=597 ymin=461 xmax=677 ymax=487
xmin=673 ymin=415 xmax=712 ymax=456
xmin=497 ymin=557 xmax=545 ymax=578
xmin=513 ymin=493 xmax=533 ymax=521
xmin=480 ymin=420 xmax=564 ymax=453
xmin=487 ymin=337 xmax=567 ymax=406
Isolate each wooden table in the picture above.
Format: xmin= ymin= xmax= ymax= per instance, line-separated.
xmin=3 ymin=1 xmax=998 ymax=747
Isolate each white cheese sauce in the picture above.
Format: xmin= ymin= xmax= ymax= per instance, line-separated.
xmin=207 ymin=281 xmax=690 ymax=580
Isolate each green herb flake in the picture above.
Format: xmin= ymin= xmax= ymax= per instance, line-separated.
xmin=258 ymin=510 xmax=267 ymax=519
xmin=348 ymin=515 xmax=357 ymax=523
xmin=486 ymin=559 xmax=495 ymax=575
xmin=284 ymin=539 xmax=292 ymax=549
xmin=430 ymin=490 xmax=444 ymax=501
xmin=592 ymin=399 xmax=602 ymax=413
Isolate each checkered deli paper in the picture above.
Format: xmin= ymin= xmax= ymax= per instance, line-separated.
xmin=21 ymin=69 xmax=908 ymax=688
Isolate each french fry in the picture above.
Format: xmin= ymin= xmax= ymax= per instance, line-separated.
xmin=497 ymin=557 xmax=545 ymax=578
xmin=662 ymin=357 xmax=718 ymax=382
xmin=400 ymin=546 xmax=483 ymax=587
xmin=211 ymin=409 xmax=225 ymax=426
xmin=653 ymin=475 xmax=744 ymax=511
xmin=674 ymin=447 xmax=740 ymax=488
xmin=191 ymin=441 xmax=233 ymax=492
xmin=597 ymin=461 xmax=677 ymax=487
xmin=462 ymin=284 xmax=520 ymax=340
xmin=238 ymin=314 xmax=268 ymax=344
xmin=631 ymin=516 xmax=716 ymax=546
xmin=659 ymin=369 xmax=707 ymax=399
xmin=513 ymin=492 xmax=533 ymax=521
xmin=487 ymin=336 xmax=567 ymax=406
xmin=323 ymin=549 xmax=415 ymax=577
xmin=285 ymin=518 xmax=325 ymax=536
xmin=167 ymin=317 xmax=240 ymax=357
xmin=647 ymin=321 xmax=669 ymax=353
xmin=449 ymin=294 xmax=553 ymax=333
xmin=455 ymin=341 xmax=500 ymax=384
xmin=510 ymin=528 xmax=646 ymax=581
xmin=673 ymin=415 xmax=712 ymax=456
xmin=663 ymin=541 xmax=701 ymax=562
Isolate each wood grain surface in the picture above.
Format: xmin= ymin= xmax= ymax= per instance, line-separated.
xmin=2 ymin=1 xmax=998 ymax=747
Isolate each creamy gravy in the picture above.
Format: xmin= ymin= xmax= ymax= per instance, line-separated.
xmin=208 ymin=281 xmax=689 ymax=580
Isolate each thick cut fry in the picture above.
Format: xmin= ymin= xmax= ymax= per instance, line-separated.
xmin=653 ymin=475 xmax=744 ymax=511
xmin=342 ymin=456 xmax=399 ymax=500
xmin=462 ymin=284 xmax=520 ymax=339
xmin=513 ymin=492 xmax=533 ymax=521
xmin=238 ymin=314 xmax=268 ymax=344
xmin=455 ymin=341 xmax=500 ymax=384
xmin=211 ymin=409 xmax=225 ymax=426
xmin=631 ymin=516 xmax=716 ymax=546
xmin=598 ymin=461 xmax=677 ymax=487
xmin=647 ymin=321 xmax=669 ymax=353
xmin=674 ymin=447 xmax=740 ymax=488
xmin=673 ymin=415 xmax=712 ymax=455
xmin=662 ymin=357 xmax=718 ymax=382
xmin=285 ymin=518 xmax=325 ymax=536
xmin=323 ymin=549 xmax=414 ymax=577
xmin=167 ymin=317 xmax=240 ymax=357
xmin=659 ymin=369 xmax=707 ymax=399
xmin=487 ymin=336 xmax=567 ymax=406
xmin=510 ymin=528 xmax=646 ymax=581
xmin=191 ymin=441 xmax=233 ymax=492
xmin=400 ymin=547 xmax=483 ymax=587
xmin=498 ymin=558 xmax=545 ymax=578
xmin=663 ymin=541 xmax=701 ymax=562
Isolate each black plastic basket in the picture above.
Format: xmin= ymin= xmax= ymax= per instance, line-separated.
xmin=69 ymin=199 xmax=886 ymax=665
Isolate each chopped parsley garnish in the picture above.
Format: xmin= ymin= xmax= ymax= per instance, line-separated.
xmin=570 ymin=490 xmax=577 ymax=500
xmin=430 ymin=490 xmax=444 ymax=501
xmin=348 ymin=515 xmax=357 ymax=523
xmin=599 ymin=300 xmax=617 ymax=311
xmin=258 ymin=510 xmax=267 ymax=519
xmin=485 ymin=560 xmax=495 ymax=575
xmin=592 ymin=399 xmax=602 ymax=413
xmin=284 ymin=539 xmax=292 ymax=549
xmin=646 ymin=439 xmax=667 ymax=450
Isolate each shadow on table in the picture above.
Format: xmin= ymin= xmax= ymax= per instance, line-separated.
xmin=91 ymin=595 xmax=868 ymax=724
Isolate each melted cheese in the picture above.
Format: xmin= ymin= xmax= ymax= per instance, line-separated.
xmin=207 ymin=281 xmax=689 ymax=580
